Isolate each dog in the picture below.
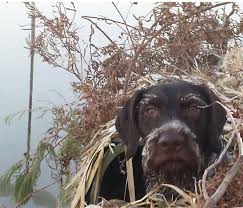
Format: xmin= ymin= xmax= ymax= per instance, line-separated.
xmin=115 ymin=79 xmax=226 ymax=196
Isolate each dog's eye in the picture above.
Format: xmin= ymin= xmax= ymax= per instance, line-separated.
xmin=187 ymin=104 xmax=201 ymax=113
xmin=144 ymin=106 xmax=160 ymax=118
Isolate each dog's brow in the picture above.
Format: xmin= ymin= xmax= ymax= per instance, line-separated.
xmin=140 ymin=94 xmax=158 ymax=105
xmin=144 ymin=94 xmax=158 ymax=99
xmin=181 ymin=94 xmax=206 ymax=105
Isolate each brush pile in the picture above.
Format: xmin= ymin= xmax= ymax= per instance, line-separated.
xmin=67 ymin=51 xmax=243 ymax=207
xmin=25 ymin=2 xmax=243 ymax=207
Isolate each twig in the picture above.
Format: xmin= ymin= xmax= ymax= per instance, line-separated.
xmin=26 ymin=1 xmax=36 ymax=169
xmin=18 ymin=135 xmax=68 ymax=177
xmin=121 ymin=183 xmax=164 ymax=208
xmin=216 ymin=101 xmax=243 ymax=155
xmin=122 ymin=2 xmax=232 ymax=97
xmin=204 ymin=156 xmax=243 ymax=208
xmin=202 ymin=101 xmax=243 ymax=207
xmin=112 ymin=2 xmax=135 ymax=49
xmin=15 ymin=180 xmax=59 ymax=208
xmin=81 ymin=15 xmax=137 ymax=30
xmin=201 ymin=2 xmax=233 ymax=12
xmin=81 ymin=16 xmax=116 ymax=46
xmin=202 ymin=128 xmax=237 ymax=200
xmin=122 ymin=17 xmax=161 ymax=97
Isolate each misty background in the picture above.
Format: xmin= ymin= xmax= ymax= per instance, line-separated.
xmin=0 ymin=2 xmax=154 ymax=207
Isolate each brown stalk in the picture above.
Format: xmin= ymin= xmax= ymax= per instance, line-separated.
xmin=204 ymin=156 xmax=243 ymax=208
xmin=203 ymin=101 xmax=243 ymax=207
xmin=81 ymin=16 xmax=117 ymax=47
xmin=81 ymin=15 xmax=137 ymax=30
xmin=122 ymin=2 xmax=233 ymax=97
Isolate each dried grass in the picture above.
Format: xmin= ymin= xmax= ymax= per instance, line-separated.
xmin=69 ymin=47 xmax=243 ymax=208
xmin=24 ymin=2 xmax=243 ymax=207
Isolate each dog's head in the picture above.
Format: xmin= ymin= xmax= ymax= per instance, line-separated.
xmin=115 ymin=79 xmax=226 ymax=181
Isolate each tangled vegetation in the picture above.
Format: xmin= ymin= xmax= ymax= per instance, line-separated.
xmin=1 ymin=2 xmax=243 ymax=207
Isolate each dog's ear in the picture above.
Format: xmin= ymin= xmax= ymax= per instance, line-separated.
xmin=115 ymin=89 xmax=144 ymax=159
xmin=199 ymin=84 xmax=226 ymax=155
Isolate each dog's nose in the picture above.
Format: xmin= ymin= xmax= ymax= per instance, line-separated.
xmin=158 ymin=131 xmax=185 ymax=151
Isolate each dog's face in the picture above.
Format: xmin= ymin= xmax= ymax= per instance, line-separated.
xmin=115 ymin=79 xmax=226 ymax=191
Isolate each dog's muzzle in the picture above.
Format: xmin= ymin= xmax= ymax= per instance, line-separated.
xmin=142 ymin=119 xmax=201 ymax=176
xmin=141 ymin=120 xmax=203 ymax=194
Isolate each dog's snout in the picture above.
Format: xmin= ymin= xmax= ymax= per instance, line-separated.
xmin=158 ymin=131 xmax=185 ymax=151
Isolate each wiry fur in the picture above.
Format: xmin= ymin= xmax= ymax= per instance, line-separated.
xmin=142 ymin=120 xmax=202 ymax=194
xmin=107 ymin=79 xmax=227 ymax=200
